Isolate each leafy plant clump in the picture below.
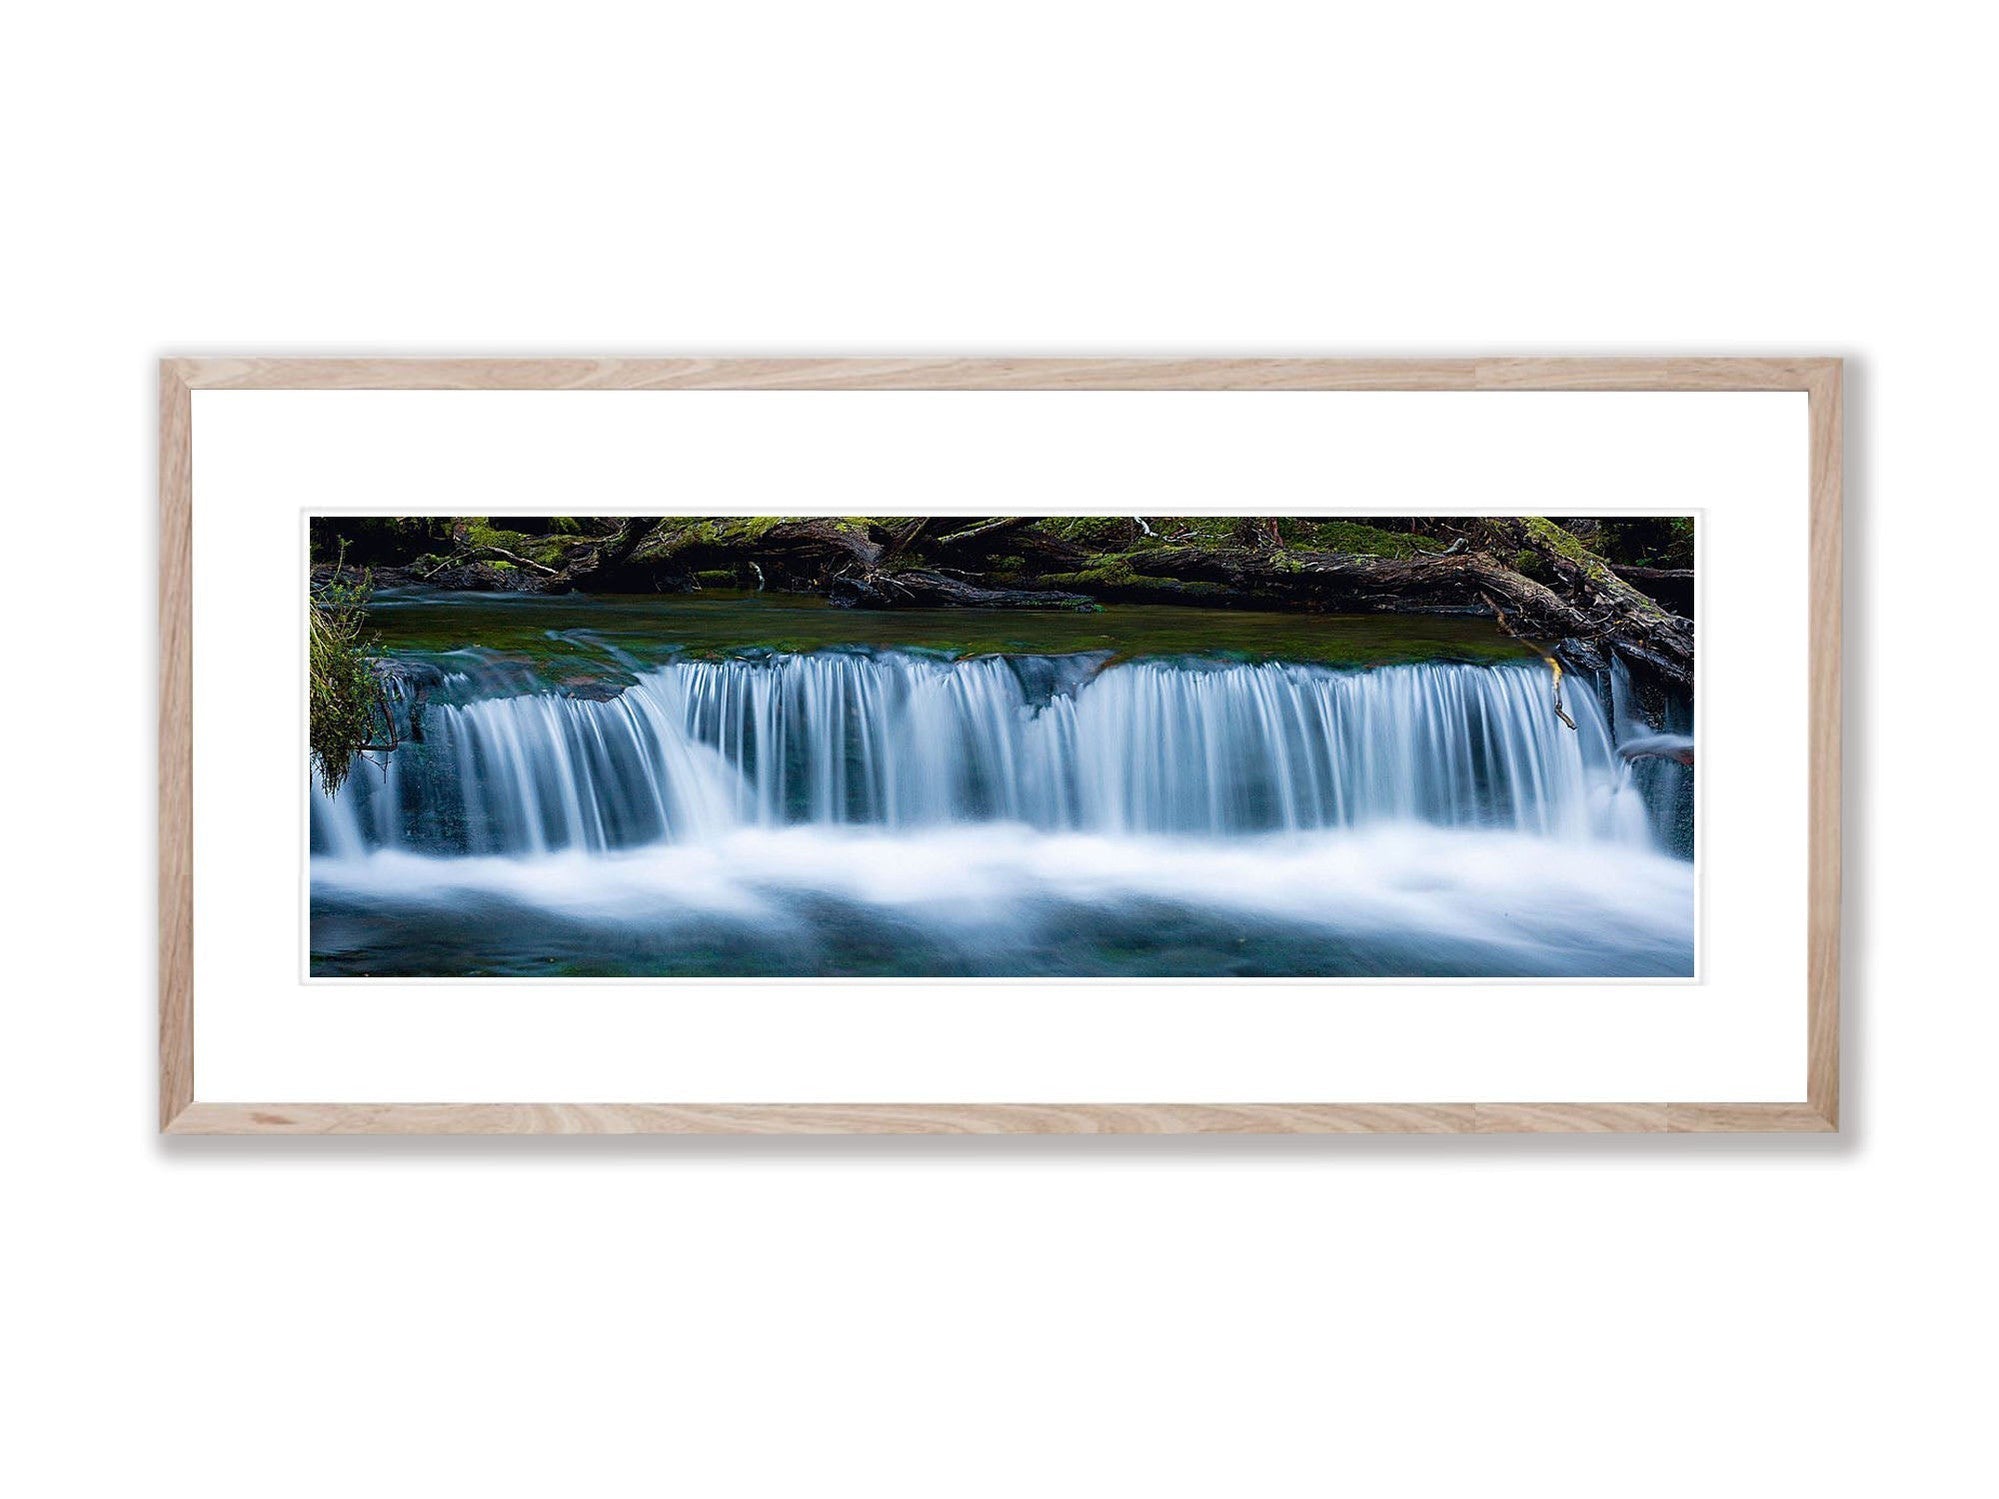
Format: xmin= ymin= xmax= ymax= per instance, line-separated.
xmin=309 ymin=557 xmax=393 ymax=796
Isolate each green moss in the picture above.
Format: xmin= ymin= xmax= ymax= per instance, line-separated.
xmin=454 ymin=520 xmax=577 ymax=568
xmin=1043 ymin=554 xmax=1144 ymax=589
xmin=1514 ymin=518 xmax=1674 ymax=619
xmin=1520 ymin=516 xmax=1592 ymax=562
xmin=460 ymin=520 xmax=534 ymax=553
xmin=1520 ymin=518 xmax=1601 ymax=579
xmin=1534 ymin=520 xmax=1618 ymax=580
xmin=1048 ymin=516 xmax=1137 ymax=548
xmin=627 ymin=521 xmax=701 ymax=562
xmin=1289 ymin=520 xmax=1442 ymax=558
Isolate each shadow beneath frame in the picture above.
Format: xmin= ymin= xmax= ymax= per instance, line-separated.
xmin=158 ymin=1126 xmax=1852 ymax=1164
xmin=152 ymin=344 xmax=1865 ymax=1166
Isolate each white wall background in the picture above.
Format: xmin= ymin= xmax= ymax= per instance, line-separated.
xmin=2 ymin=3 xmax=1987 ymax=1495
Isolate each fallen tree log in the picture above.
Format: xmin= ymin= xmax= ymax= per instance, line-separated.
xmin=339 ymin=513 xmax=1693 ymax=690
xmin=1610 ymin=563 xmax=1695 ymax=614
xmin=1462 ymin=518 xmax=1694 ymax=686
xmin=555 ymin=517 xmax=653 ymax=585
xmin=586 ymin=517 xmax=885 ymax=591
xmin=417 ymin=543 xmax=560 ymax=579
xmin=829 ymin=568 xmax=1095 ymax=610
xmin=1105 ymin=533 xmax=1693 ymax=687
xmin=926 ymin=516 xmax=1043 ymax=554
xmin=587 ymin=518 xmax=1096 ymax=610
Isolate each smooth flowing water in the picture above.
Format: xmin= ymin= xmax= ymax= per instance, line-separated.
xmin=310 ymin=596 xmax=1694 ymax=977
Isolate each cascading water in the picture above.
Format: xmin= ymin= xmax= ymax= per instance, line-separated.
xmin=314 ymin=654 xmax=1652 ymax=853
xmin=311 ymin=649 xmax=1693 ymax=978
xmin=1609 ymin=654 xmax=1696 ymax=857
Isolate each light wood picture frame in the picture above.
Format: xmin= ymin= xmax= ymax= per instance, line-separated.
xmin=160 ymin=356 xmax=1841 ymax=1135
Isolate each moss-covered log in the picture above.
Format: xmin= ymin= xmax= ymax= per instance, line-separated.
xmin=828 ymin=568 xmax=1095 ymax=610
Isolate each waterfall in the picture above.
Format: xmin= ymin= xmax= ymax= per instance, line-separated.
xmin=1608 ymin=654 xmax=1696 ymax=857
xmin=312 ymin=652 xmax=1656 ymax=857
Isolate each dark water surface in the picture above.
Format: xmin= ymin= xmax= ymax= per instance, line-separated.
xmin=361 ymin=588 xmax=1536 ymax=693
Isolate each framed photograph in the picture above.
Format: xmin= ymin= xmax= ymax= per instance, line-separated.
xmin=159 ymin=357 xmax=1840 ymax=1134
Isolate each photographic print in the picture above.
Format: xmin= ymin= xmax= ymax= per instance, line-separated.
xmin=308 ymin=513 xmax=1696 ymax=980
